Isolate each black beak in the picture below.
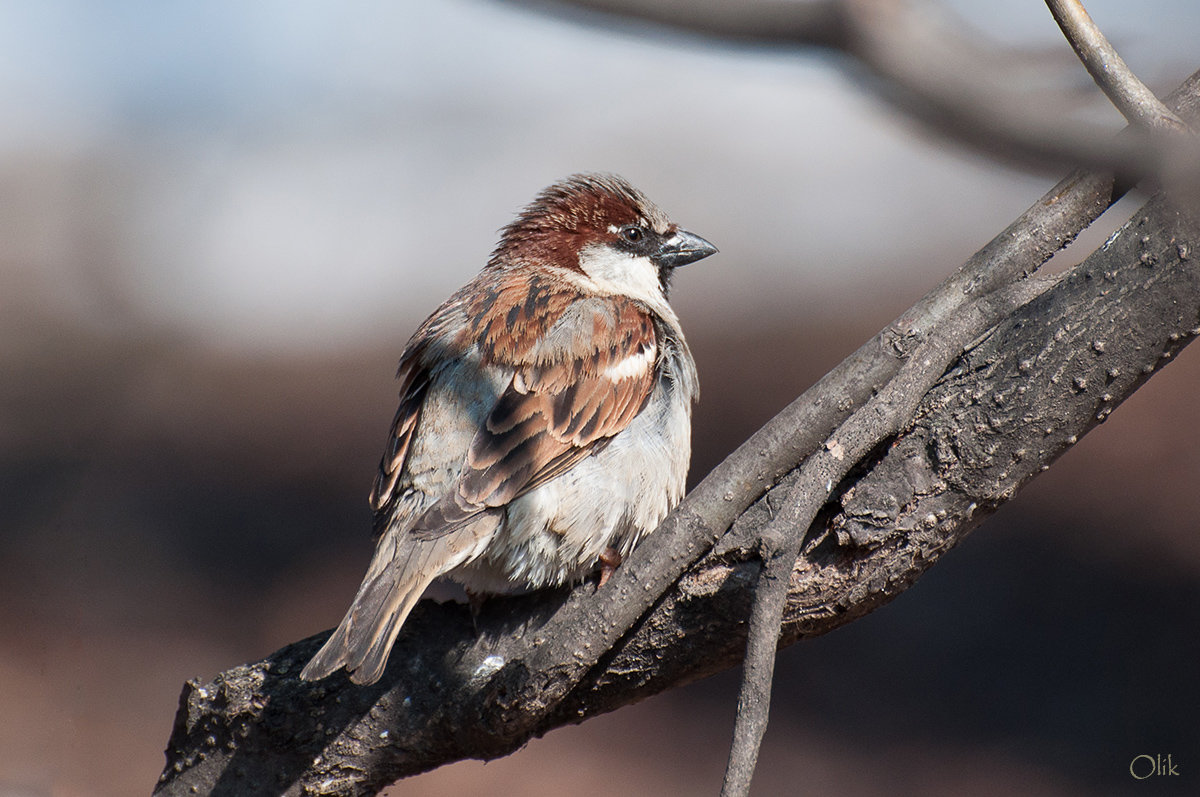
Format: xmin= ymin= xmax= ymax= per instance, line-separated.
xmin=653 ymin=229 xmax=719 ymax=269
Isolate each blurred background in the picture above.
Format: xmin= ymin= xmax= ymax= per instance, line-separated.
xmin=2 ymin=1 xmax=1199 ymax=795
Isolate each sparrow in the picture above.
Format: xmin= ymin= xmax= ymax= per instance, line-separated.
xmin=301 ymin=173 xmax=717 ymax=685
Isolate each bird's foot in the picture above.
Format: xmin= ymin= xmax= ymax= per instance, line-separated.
xmin=597 ymin=547 xmax=622 ymax=588
xmin=465 ymin=588 xmax=487 ymax=632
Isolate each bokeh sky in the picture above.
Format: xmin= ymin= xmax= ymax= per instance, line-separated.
xmin=3 ymin=0 xmax=1194 ymax=352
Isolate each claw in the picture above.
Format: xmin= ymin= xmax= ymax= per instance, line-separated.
xmin=597 ymin=547 xmax=622 ymax=588
xmin=465 ymin=588 xmax=487 ymax=633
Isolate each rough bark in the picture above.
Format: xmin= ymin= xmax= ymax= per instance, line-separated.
xmin=155 ymin=183 xmax=1200 ymax=795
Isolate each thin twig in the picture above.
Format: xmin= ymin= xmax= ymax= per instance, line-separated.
xmin=720 ymin=530 xmax=794 ymax=797
xmin=719 ymin=277 xmax=1053 ymax=796
xmin=1045 ymin=0 xmax=1189 ymax=132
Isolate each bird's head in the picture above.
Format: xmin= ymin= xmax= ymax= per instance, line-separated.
xmin=491 ymin=173 xmax=718 ymax=305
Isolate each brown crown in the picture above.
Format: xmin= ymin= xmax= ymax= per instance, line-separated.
xmin=490 ymin=173 xmax=670 ymax=269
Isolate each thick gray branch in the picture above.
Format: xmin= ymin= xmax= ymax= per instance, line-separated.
xmin=155 ymin=190 xmax=1200 ymax=797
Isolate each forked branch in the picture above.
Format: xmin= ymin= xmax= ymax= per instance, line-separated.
xmin=721 ymin=2 xmax=1197 ymax=791
xmin=155 ymin=182 xmax=1200 ymax=797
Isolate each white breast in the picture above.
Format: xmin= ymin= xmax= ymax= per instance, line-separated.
xmin=449 ymin=326 xmax=697 ymax=594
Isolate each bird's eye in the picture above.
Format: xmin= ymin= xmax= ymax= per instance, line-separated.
xmin=621 ymin=226 xmax=644 ymax=243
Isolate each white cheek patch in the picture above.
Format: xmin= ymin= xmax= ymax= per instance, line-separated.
xmin=603 ymin=345 xmax=655 ymax=381
xmin=576 ymin=244 xmax=665 ymax=308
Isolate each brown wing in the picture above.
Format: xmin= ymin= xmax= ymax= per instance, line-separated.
xmin=367 ymin=280 xmax=478 ymax=520
xmin=411 ymin=297 xmax=658 ymax=538
xmin=368 ymin=356 xmax=431 ymax=517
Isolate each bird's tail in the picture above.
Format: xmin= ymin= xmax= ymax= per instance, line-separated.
xmin=300 ymin=524 xmax=485 ymax=685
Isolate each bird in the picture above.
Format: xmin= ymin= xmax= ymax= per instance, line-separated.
xmin=301 ymin=173 xmax=717 ymax=685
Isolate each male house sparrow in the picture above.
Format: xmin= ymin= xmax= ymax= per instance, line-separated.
xmin=301 ymin=173 xmax=716 ymax=685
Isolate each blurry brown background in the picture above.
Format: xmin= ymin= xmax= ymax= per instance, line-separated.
xmin=2 ymin=2 xmax=1198 ymax=795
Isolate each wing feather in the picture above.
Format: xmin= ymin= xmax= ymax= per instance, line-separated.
xmin=411 ymin=296 xmax=657 ymax=539
xmin=368 ymin=360 xmax=430 ymax=514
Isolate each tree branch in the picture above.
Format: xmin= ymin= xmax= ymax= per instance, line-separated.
xmin=721 ymin=5 xmax=1199 ymax=790
xmin=719 ymin=526 xmax=791 ymax=797
xmin=156 ymin=184 xmax=1200 ymax=796
xmin=521 ymin=0 xmax=1170 ymax=179
xmin=720 ymin=276 xmax=1049 ymax=797
xmin=1045 ymin=0 xmax=1188 ymax=132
